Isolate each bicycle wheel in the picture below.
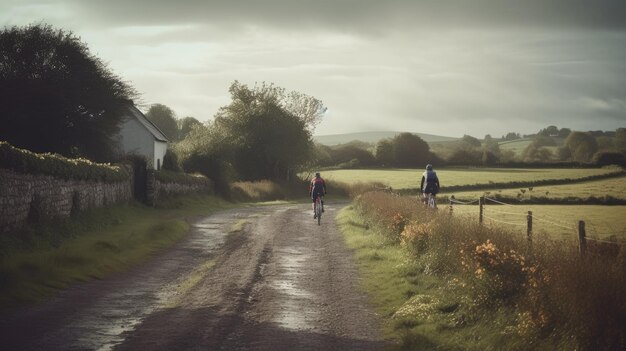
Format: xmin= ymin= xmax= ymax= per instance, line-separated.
xmin=428 ymin=195 xmax=437 ymax=209
xmin=316 ymin=199 xmax=322 ymax=225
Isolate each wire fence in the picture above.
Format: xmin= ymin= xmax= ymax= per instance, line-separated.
xmin=447 ymin=195 xmax=626 ymax=257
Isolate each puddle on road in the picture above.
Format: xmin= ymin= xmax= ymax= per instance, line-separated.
xmin=61 ymin=212 xmax=245 ymax=350
xmin=269 ymin=246 xmax=319 ymax=331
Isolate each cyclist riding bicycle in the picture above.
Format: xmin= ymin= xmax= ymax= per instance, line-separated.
xmin=420 ymin=164 xmax=440 ymax=206
xmin=309 ymin=172 xmax=327 ymax=219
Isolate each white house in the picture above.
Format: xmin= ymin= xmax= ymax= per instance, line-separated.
xmin=116 ymin=104 xmax=169 ymax=170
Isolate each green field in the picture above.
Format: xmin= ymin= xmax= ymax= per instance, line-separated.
xmin=322 ymin=167 xmax=619 ymax=190
xmin=323 ymin=167 xmax=626 ymax=241
xmin=449 ymin=204 xmax=626 ymax=241
xmin=448 ymin=175 xmax=626 ymax=200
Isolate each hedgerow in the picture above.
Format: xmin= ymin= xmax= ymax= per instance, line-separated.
xmin=0 ymin=141 xmax=129 ymax=182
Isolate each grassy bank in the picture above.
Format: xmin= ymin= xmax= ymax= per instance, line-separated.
xmin=0 ymin=195 xmax=232 ymax=307
xmin=338 ymin=192 xmax=626 ymax=350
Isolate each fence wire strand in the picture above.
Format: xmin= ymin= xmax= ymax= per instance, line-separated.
xmin=484 ymin=197 xmax=517 ymax=207
xmin=450 ymin=199 xmax=479 ymax=205
xmin=532 ymin=215 xmax=577 ymax=231
xmin=484 ymin=207 xmax=528 ymax=216
xmin=586 ymin=237 xmax=626 ymax=246
xmin=452 ymin=196 xmax=624 ymax=246
xmin=483 ymin=215 xmax=527 ymax=227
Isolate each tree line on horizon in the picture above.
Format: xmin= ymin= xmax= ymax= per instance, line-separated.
xmin=310 ymin=126 xmax=626 ymax=169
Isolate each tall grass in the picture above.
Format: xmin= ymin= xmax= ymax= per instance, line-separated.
xmin=230 ymin=180 xmax=287 ymax=201
xmin=352 ymin=191 xmax=626 ymax=350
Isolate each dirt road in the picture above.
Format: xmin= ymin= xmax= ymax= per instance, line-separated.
xmin=0 ymin=203 xmax=389 ymax=350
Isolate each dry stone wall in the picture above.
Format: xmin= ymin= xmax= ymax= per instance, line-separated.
xmin=1 ymin=166 xmax=214 ymax=232
xmin=146 ymin=170 xmax=214 ymax=205
xmin=0 ymin=168 xmax=132 ymax=233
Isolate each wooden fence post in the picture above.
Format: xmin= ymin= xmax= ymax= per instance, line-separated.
xmin=527 ymin=211 xmax=533 ymax=242
xmin=479 ymin=196 xmax=484 ymax=224
xmin=578 ymin=220 xmax=587 ymax=257
xmin=449 ymin=200 xmax=453 ymax=215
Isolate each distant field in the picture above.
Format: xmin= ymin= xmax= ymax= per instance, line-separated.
xmin=322 ymin=167 xmax=619 ymax=190
xmin=498 ymin=139 xmax=532 ymax=154
xmin=498 ymin=137 xmax=564 ymax=156
xmin=313 ymin=131 xmax=457 ymax=145
xmin=448 ymin=175 xmax=626 ymax=200
xmin=450 ymin=204 xmax=626 ymax=242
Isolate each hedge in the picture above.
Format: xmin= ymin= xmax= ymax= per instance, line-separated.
xmin=0 ymin=141 xmax=129 ymax=182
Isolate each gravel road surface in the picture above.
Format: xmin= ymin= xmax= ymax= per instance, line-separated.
xmin=0 ymin=203 xmax=389 ymax=351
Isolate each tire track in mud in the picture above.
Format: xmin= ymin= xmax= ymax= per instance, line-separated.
xmin=0 ymin=203 xmax=389 ymax=351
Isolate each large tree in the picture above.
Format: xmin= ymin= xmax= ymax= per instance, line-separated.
xmin=392 ymin=133 xmax=430 ymax=167
xmin=178 ymin=116 xmax=202 ymax=141
xmin=375 ymin=139 xmax=394 ymax=166
xmin=0 ymin=24 xmax=137 ymax=161
xmin=145 ymin=104 xmax=178 ymax=141
xmin=565 ymin=131 xmax=598 ymax=162
xmin=214 ymin=82 xmax=316 ymax=180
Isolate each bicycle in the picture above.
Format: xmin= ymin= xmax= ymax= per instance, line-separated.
xmin=314 ymin=195 xmax=323 ymax=225
xmin=423 ymin=192 xmax=437 ymax=209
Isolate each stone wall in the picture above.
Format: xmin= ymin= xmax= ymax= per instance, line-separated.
xmin=0 ymin=168 xmax=133 ymax=233
xmin=146 ymin=170 xmax=214 ymax=205
xmin=156 ymin=179 xmax=213 ymax=198
xmin=0 ymin=166 xmax=214 ymax=232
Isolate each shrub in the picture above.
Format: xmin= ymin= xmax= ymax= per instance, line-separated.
xmin=162 ymin=148 xmax=181 ymax=171
xmin=460 ymin=239 xmax=529 ymax=305
xmin=354 ymin=191 xmax=626 ymax=349
xmin=400 ymin=220 xmax=436 ymax=255
xmin=230 ymin=180 xmax=285 ymax=202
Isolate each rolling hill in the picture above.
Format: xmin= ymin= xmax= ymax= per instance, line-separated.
xmin=313 ymin=131 xmax=458 ymax=145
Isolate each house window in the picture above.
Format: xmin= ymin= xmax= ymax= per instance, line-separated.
xmin=157 ymin=159 xmax=161 ymax=170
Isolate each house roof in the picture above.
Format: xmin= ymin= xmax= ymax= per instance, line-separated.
xmin=126 ymin=104 xmax=169 ymax=142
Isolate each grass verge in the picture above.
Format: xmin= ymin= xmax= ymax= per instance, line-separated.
xmin=339 ymin=192 xmax=626 ymax=350
xmin=338 ymin=206 xmax=526 ymax=351
xmin=0 ymin=195 xmax=232 ymax=307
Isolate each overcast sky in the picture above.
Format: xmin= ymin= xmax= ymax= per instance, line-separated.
xmin=2 ymin=0 xmax=625 ymax=137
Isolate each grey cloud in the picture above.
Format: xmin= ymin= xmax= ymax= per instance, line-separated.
xmin=68 ymin=0 xmax=626 ymax=32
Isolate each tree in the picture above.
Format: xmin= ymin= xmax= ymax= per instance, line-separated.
xmin=558 ymin=128 xmax=572 ymax=138
xmin=521 ymin=144 xmax=553 ymax=162
xmin=328 ymin=144 xmax=375 ymax=168
xmin=482 ymin=149 xmax=499 ymax=165
xmin=174 ymin=123 xmax=235 ymax=195
xmin=0 ymin=24 xmax=137 ymax=161
xmin=375 ymin=139 xmax=394 ymax=166
xmin=146 ymin=104 xmax=178 ymax=141
xmin=592 ymin=151 xmax=625 ymax=166
xmin=212 ymin=81 xmax=318 ymax=180
xmin=178 ymin=116 xmax=202 ymax=141
xmin=461 ymin=134 xmax=482 ymax=148
xmin=532 ymin=135 xmax=556 ymax=147
xmin=227 ymin=80 xmax=325 ymax=132
xmin=392 ymin=133 xmax=430 ymax=167
xmin=538 ymin=125 xmax=559 ymax=136
xmin=565 ymin=131 xmax=598 ymax=162
xmin=615 ymin=128 xmax=626 ymax=152
xmin=447 ymin=148 xmax=482 ymax=165
xmin=504 ymin=132 xmax=521 ymax=141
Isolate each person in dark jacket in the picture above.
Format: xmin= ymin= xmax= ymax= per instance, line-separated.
xmin=420 ymin=164 xmax=440 ymax=204
xmin=309 ymin=172 xmax=327 ymax=218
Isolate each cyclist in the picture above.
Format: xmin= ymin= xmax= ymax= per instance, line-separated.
xmin=420 ymin=164 xmax=440 ymax=206
xmin=309 ymin=172 xmax=327 ymax=219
